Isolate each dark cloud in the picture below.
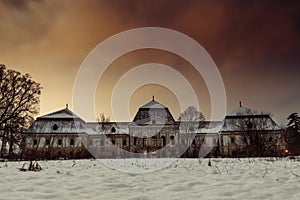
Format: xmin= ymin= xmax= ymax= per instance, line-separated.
xmin=2 ymin=0 xmax=28 ymax=10
xmin=0 ymin=0 xmax=299 ymax=123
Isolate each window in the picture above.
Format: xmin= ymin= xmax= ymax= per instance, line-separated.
xmin=111 ymin=127 xmax=116 ymax=133
xmin=58 ymin=139 xmax=62 ymax=146
xmin=192 ymin=139 xmax=196 ymax=145
xmin=269 ymin=137 xmax=273 ymax=142
xmin=33 ymin=139 xmax=38 ymax=146
xmin=111 ymin=139 xmax=115 ymax=145
xmin=181 ymin=139 xmax=185 ymax=144
xmin=70 ymin=138 xmax=75 ymax=146
xmin=231 ymin=137 xmax=235 ymax=144
xmin=89 ymin=140 xmax=93 ymax=146
xmin=247 ymin=122 xmax=253 ymax=129
xmin=46 ymin=139 xmax=50 ymax=145
xmin=161 ymin=136 xmax=166 ymax=146
xmin=143 ymin=137 xmax=147 ymax=146
xmin=152 ymin=136 xmax=157 ymax=146
xmin=170 ymin=136 xmax=175 ymax=145
xmin=100 ymin=140 xmax=104 ymax=146
xmin=123 ymin=139 xmax=127 ymax=146
xmin=53 ymin=124 xmax=58 ymax=131
xmin=134 ymin=137 xmax=138 ymax=146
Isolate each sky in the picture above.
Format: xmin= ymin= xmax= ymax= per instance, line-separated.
xmin=0 ymin=0 xmax=299 ymax=125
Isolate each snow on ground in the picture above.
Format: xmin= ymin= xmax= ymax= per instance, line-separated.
xmin=0 ymin=158 xmax=300 ymax=200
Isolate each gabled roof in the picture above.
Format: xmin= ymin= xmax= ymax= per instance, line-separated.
xmin=25 ymin=106 xmax=86 ymax=134
xmin=37 ymin=107 xmax=84 ymax=121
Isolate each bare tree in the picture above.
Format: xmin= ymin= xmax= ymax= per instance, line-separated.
xmin=178 ymin=106 xmax=205 ymax=157
xmin=229 ymin=110 xmax=282 ymax=157
xmin=97 ymin=113 xmax=110 ymax=133
xmin=0 ymin=64 xmax=42 ymax=159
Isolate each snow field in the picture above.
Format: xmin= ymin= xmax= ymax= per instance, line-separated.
xmin=0 ymin=158 xmax=299 ymax=200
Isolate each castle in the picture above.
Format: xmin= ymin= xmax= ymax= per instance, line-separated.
xmin=22 ymin=98 xmax=286 ymax=160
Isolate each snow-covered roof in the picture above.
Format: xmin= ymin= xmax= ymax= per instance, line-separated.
xmin=132 ymin=98 xmax=176 ymax=125
xmin=178 ymin=121 xmax=223 ymax=134
xmin=227 ymin=106 xmax=261 ymax=117
xmin=197 ymin=122 xmax=223 ymax=134
xmin=221 ymin=105 xmax=282 ymax=132
xmin=140 ymin=98 xmax=167 ymax=109
xmin=26 ymin=107 xmax=86 ymax=134
xmin=25 ymin=120 xmax=86 ymax=134
xmin=85 ymin=122 xmax=130 ymax=135
xmin=37 ymin=107 xmax=84 ymax=121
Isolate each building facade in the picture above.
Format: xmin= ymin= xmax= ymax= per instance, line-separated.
xmin=22 ymin=99 xmax=286 ymax=160
xmin=219 ymin=104 xmax=285 ymax=157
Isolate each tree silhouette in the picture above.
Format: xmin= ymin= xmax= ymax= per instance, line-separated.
xmin=287 ymin=113 xmax=300 ymax=131
xmin=0 ymin=64 xmax=42 ymax=159
xmin=225 ymin=110 xmax=282 ymax=157
xmin=285 ymin=113 xmax=300 ymax=155
xmin=178 ymin=106 xmax=205 ymax=157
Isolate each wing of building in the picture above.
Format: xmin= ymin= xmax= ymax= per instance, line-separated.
xmin=219 ymin=104 xmax=285 ymax=157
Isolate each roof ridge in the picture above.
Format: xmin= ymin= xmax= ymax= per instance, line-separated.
xmin=227 ymin=105 xmax=261 ymax=116
xmin=141 ymin=99 xmax=167 ymax=109
xmin=37 ymin=107 xmax=84 ymax=121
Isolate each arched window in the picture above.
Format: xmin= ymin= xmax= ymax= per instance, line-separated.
xmin=170 ymin=135 xmax=175 ymax=145
xmin=111 ymin=127 xmax=116 ymax=133
xmin=152 ymin=136 xmax=157 ymax=146
xmin=161 ymin=136 xmax=166 ymax=146
xmin=143 ymin=137 xmax=147 ymax=146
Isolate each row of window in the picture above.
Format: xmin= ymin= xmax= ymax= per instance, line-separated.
xmin=32 ymin=136 xmax=217 ymax=147
xmin=33 ymin=138 xmax=75 ymax=146
xmin=228 ymin=136 xmax=275 ymax=145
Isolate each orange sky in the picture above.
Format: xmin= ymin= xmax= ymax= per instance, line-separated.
xmin=0 ymin=0 xmax=299 ymax=125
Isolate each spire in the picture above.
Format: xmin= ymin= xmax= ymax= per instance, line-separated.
xmin=239 ymin=101 xmax=242 ymax=107
xmin=152 ymin=95 xmax=155 ymax=101
xmin=66 ymin=103 xmax=68 ymax=109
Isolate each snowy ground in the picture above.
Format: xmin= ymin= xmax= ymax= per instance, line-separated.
xmin=0 ymin=158 xmax=300 ymax=200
